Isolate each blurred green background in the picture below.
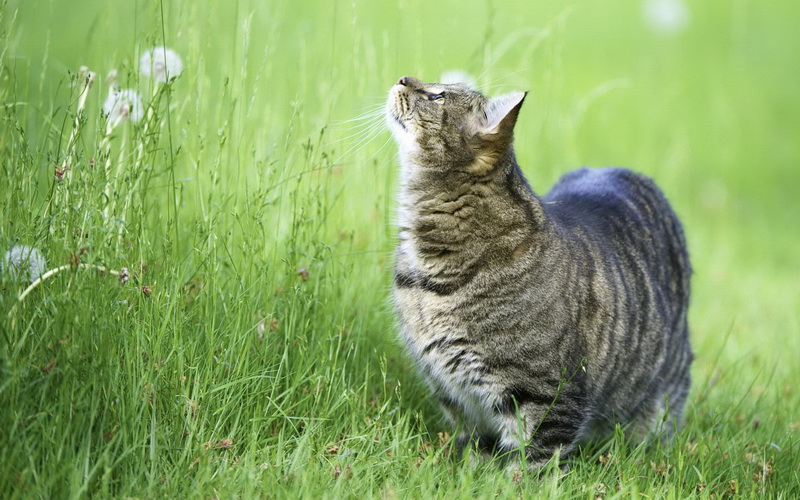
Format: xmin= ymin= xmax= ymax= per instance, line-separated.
xmin=2 ymin=0 xmax=798 ymax=496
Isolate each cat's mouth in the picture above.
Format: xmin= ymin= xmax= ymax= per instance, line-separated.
xmin=386 ymin=89 xmax=410 ymax=138
xmin=387 ymin=81 xmax=421 ymax=152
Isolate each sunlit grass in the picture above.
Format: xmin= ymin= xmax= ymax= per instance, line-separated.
xmin=1 ymin=0 xmax=798 ymax=497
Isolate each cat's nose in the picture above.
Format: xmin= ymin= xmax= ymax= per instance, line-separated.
xmin=396 ymin=76 xmax=417 ymax=87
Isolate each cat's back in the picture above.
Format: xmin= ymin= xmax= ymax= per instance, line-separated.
xmin=543 ymin=166 xmax=690 ymax=316
xmin=543 ymin=167 xmax=674 ymax=230
xmin=544 ymin=167 xmax=686 ymax=254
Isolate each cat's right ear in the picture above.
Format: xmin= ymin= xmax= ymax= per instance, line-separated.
xmin=479 ymin=91 xmax=527 ymax=141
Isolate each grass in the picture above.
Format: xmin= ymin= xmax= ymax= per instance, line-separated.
xmin=1 ymin=0 xmax=799 ymax=497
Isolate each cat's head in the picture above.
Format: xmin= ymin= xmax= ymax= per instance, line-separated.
xmin=386 ymin=76 xmax=526 ymax=174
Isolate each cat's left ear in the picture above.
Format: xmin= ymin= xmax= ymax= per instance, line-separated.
xmin=480 ymin=91 xmax=527 ymax=139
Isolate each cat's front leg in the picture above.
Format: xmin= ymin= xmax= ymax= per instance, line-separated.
xmin=455 ymin=431 xmax=500 ymax=462
xmin=495 ymin=399 xmax=588 ymax=471
xmin=433 ymin=393 xmax=499 ymax=463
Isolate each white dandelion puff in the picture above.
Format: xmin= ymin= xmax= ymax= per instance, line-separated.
xmin=643 ymin=0 xmax=690 ymax=34
xmin=69 ymin=66 xmax=96 ymax=88
xmin=2 ymin=245 xmax=47 ymax=283
xmin=103 ymin=88 xmax=144 ymax=124
xmin=105 ymin=69 xmax=118 ymax=86
xmin=140 ymin=46 xmax=184 ymax=82
xmin=440 ymin=70 xmax=477 ymax=89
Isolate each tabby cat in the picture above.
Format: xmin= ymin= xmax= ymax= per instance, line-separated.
xmin=386 ymin=76 xmax=693 ymax=469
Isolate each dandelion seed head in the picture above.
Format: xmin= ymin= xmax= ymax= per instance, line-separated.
xmin=70 ymin=66 xmax=96 ymax=88
xmin=2 ymin=245 xmax=47 ymax=283
xmin=78 ymin=66 xmax=96 ymax=84
xmin=140 ymin=46 xmax=184 ymax=82
xmin=440 ymin=70 xmax=477 ymax=90
xmin=105 ymin=69 xmax=118 ymax=86
xmin=103 ymin=88 xmax=144 ymax=124
xmin=643 ymin=0 xmax=690 ymax=34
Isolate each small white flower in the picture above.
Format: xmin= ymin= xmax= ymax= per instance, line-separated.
xmin=103 ymin=89 xmax=144 ymax=124
xmin=140 ymin=46 xmax=184 ymax=82
xmin=440 ymin=70 xmax=477 ymax=89
xmin=2 ymin=245 xmax=47 ymax=283
xmin=643 ymin=0 xmax=690 ymax=34
xmin=257 ymin=320 xmax=266 ymax=339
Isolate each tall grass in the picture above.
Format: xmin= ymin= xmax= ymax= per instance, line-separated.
xmin=1 ymin=0 xmax=799 ymax=497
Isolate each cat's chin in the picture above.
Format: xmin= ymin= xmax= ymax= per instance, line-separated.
xmin=386 ymin=113 xmax=406 ymax=134
xmin=386 ymin=114 xmax=418 ymax=158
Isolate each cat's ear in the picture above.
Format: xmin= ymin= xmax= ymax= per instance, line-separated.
xmin=480 ymin=91 xmax=527 ymax=139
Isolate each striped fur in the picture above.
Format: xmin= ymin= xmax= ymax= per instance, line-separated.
xmin=386 ymin=76 xmax=693 ymax=468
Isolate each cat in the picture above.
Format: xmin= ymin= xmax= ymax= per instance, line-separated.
xmin=386 ymin=76 xmax=693 ymax=469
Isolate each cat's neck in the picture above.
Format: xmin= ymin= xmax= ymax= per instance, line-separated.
xmin=398 ymin=150 xmax=546 ymax=224
xmin=396 ymin=150 xmax=551 ymax=279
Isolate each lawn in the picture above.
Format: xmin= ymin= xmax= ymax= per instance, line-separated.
xmin=1 ymin=0 xmax=798 ymax=497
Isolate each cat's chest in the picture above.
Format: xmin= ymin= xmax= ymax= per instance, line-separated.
xmin=393 ymin=282 xmax=457 ymax=350
xmin=392 ymin=231 xmax=478 ymax=356
xmin=393 ymin=284 xmax=488 ymax=384
xmin=394 ymin=284 xmax=501 ymax=432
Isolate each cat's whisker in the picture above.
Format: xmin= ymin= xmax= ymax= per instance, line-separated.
xmin=332 ymin=117 xmax=384 ymax=130
xmin=474 ymin=26 xmax=547 ymax=86
xmin=478 ymin=69 xmax=529 ymax=92
xmin=331 ymin=124 xmax=387 ymax=164
xmin=331 ymin=106 xmax=386 ymax=125
xmin=330 ymin=114 xmax=385 ymax=132
xmin=325 ymin=118 xmax=385 ymax=148
xmin=479 ymin=83 xmax=528 ymax=95
xmin=473 ymin=61 xmax=516 ymax=89
xmin=479 ymin=9 xmax=574 ymax=91
xmin=347 ymin=123 xmax=387 ymax=148
xmin=360 ymin=133 xmax=394 ymax=169
xmin=326 ymin=112 xmax=384 ymax=135
xmin=328 ymin=110 xmax=385 ymax=133
xmin=352 ymin=101 xmax=388 ymax=111
xmin=328 ymin=104 xmax=385 ymax=125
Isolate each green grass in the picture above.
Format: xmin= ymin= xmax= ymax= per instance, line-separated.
xmin=1 ymin=0 xmax=799 ymax=497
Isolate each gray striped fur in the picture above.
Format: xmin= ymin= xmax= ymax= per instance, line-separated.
xmin=386 ymin=76 xmax=693 ymax=468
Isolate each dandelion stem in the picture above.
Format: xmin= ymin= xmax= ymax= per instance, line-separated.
xmin=57 ymin=70 xmax=95 ymax=212
xmin=64 ymin=71 xmax=95 ymax=171
xmin=101 ymin=112 xmax=126 ymax=221
xmin=8 ymin=263 xmax=122 ymax=318
xmin=159 ymin=0 xmax=180 ymax=254
xmin=114 ymin=91 xmax=156 ymax=246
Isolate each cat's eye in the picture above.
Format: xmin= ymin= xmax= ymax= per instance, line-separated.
xmin=419 ymin=89 xmax=445 ymax=102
